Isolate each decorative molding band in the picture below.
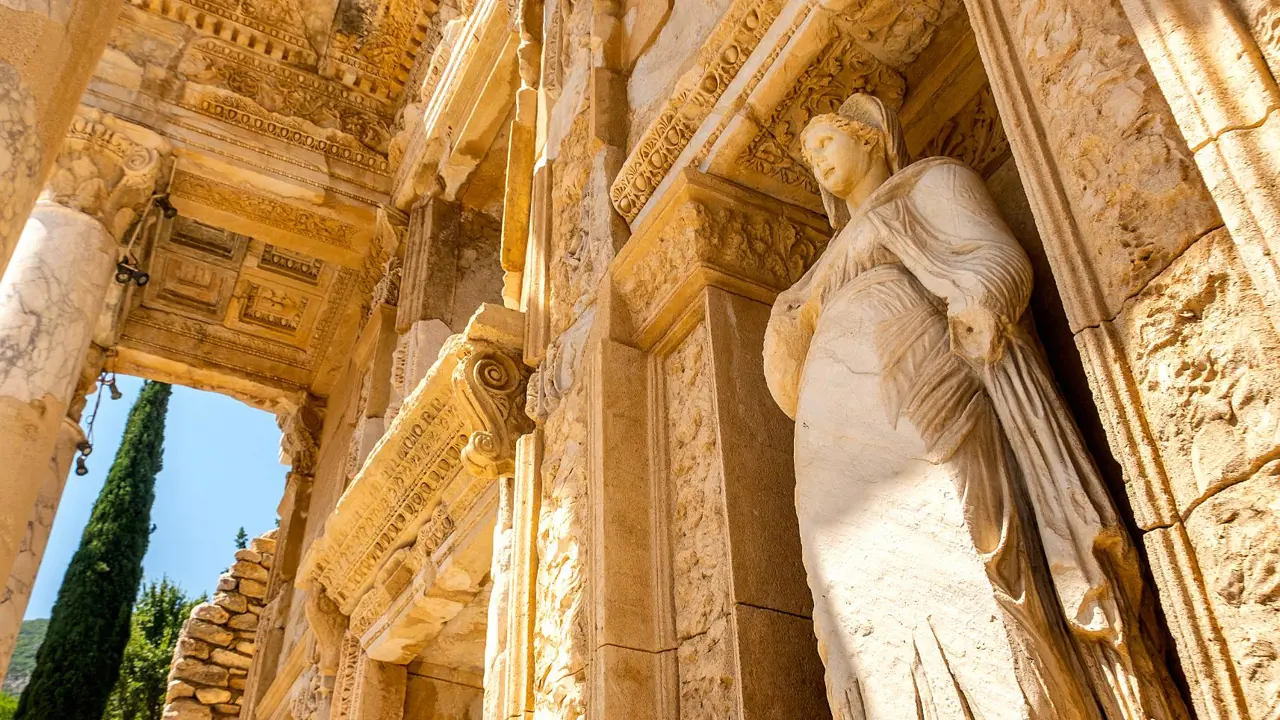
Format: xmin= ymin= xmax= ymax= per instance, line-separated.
xmin=608 ymin=0 xmax=789 ymax=223
xmin=611 ymin=170 xmax=830 ymax=348
xmin=169 ymin=170 xmax=357 ymax=250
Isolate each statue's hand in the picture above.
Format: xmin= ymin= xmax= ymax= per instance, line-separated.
xmin=949 ymin=306 xmax=1006 ymax=364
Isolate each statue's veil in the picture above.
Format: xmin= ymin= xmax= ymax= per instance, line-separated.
xmin=813 ymin=93 xmax=910 ymax=230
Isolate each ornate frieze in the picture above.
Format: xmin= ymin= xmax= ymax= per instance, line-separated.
xmin=298 ymin=304 xmax=531 ymax=614
xmin=611 ymin=171 xmax=830 ymax=347
xmin=130 ymin=0 xmax=317 ymax=67
xmin=178 ymin=37 xmax=394 ymax=171
xmin=326 ymin=0 xmax=432 ymax=100
xmin=609 ymin=0 xmax=790 ymax=223
xmin=170 ymin=170 xmax=357 ymax=250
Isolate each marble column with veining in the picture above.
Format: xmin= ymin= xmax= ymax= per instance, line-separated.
xmin=0 ymin=0 xmax=125 ymax=272
xmin=0 ymin=106 xmax=166 ymax=606
xmin=0 ymin=201 xmax=117 ymax=590
xmin=0 ymin=416 xmax=83 ymax=681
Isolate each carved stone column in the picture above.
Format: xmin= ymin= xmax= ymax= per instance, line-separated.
xmin=0 ymin=416 xmax=81 ymax=680
xmin=0 ymin=107 xmax=166 ymax=595
xmin=0 ymin=0 xmax=125 ymax=270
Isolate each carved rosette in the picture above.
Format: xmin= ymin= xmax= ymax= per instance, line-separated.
xmin=42 ymin=108 xmax=170 ymax=239
xmin=297 ymin=304 xmax=530 ymax=617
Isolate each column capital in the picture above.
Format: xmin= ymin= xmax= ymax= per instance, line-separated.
xmin=41 ymin=107 xmax=171 ymax=240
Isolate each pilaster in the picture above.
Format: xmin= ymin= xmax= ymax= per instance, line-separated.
xmin=530 ymin=170 xmax=832 ymax=719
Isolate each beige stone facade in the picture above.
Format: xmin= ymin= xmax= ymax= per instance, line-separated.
xmin=0 ymin=0 xmax=1275 ymax=718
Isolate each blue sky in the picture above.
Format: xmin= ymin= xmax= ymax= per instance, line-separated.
xmin=25 ymin=376 xmax=286 ymax=618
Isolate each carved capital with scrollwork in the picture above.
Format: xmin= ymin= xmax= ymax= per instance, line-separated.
xmin=41 ymin=107 xmax=171 ymax=240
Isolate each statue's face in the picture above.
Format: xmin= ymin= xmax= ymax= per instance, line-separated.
xmin=804 ymin=120 xmax=879 ymax=198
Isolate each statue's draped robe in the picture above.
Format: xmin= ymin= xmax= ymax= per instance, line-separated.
xmin=767 ymin=158 xmax=1175 ymax=719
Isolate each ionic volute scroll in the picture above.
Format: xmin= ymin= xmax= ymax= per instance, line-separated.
xmin=451 ymin=338 xmax=533 ymax=479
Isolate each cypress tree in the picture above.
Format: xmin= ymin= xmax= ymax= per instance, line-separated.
xmin=17 ymin=381 xmax=172 ymax=720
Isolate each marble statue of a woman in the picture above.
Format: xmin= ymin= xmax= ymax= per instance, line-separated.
xmin=763 ymin=94 xmax=1187 ymax=720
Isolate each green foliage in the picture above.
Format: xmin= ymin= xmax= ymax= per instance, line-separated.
xmin=0 ymin=692 xmax=16 ymax=720
xmin=103 ymin=578 xmax=202 ymax=720
xmin=16 ymin=382 xmax=172 ymax=720
xmin=234 ymin=527 xmax=248 ymax=550
xmin=1 ymin=620 xmax=47 ymax=695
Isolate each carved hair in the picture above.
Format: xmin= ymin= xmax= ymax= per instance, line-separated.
xmin=802 ymin=93 xmax=910 ymax=229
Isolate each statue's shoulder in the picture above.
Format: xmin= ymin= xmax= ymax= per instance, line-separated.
xmin=869 ymin=157 xmax=983 ymax=211
xmin=902 ymin=156 xmax=984 ymax=187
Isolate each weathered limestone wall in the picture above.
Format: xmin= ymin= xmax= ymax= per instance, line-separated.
xmin=963 ymin=0 xmax=1280 ymax=717
xmin=164 ymin=531 xmax=277 ymax=720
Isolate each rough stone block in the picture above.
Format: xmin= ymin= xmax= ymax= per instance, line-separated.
xmin=238 ymin=578 xmax=267 ymax=599
xmin=185 ymin=620 xmax=233 ymax=647
xmin=233 ymin=549 xmax=262 ymax=564
xmin=177 ymin=637 xmax=212 ymax=660
xmin=163 ymin=699 xmax=211 ymax=720
xmin=195 ymin=687 xmax=232 ymax=704
xmin=249 ymin=536 xmax=276 ymax=556
xmin=229 ymin=560 xmax=269 ymax=583
xmin=166 ymin=680 xmax=196 ymax=702
xmin=226 ymin=612 xmax=258 ymax=631
xmin=229 ymin=676 xmax=246 ymax=691
xmin=234 ymin=641 xmax=255 ymax=656
xmin=211 ymin=648 xmax=253 ymax=670
xmin=1183 ymin=465 xmax=1280 ymax=720
xmin=172 ymin=658 xmax=229 ymax=687
xmin=212 ymin=703 xmax=241 ymax=716
xmin=216 ymin=577 xmax=237 ymax=592
xmin=191 ymin=603 xmax=229 ymax=625
xmin=212 ymin=592 xmax=248 ymax=614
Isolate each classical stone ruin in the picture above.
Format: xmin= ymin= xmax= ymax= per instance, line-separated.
xmin=165 ymin=531 xmax=277 ymax=719
xmin=0 ymin=0 xmax=1277 ymax=719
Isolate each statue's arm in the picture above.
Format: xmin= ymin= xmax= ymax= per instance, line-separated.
xmin=878 ymin=162 xmax=1034 ymax=364
xmin=763 ymin=251 xmax=828 ymax=419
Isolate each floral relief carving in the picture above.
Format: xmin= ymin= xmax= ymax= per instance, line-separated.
xmin=609 ymin=0 xmax=790 ymax=222
xmin=918 ymin=85 xmax=1010 ymax=178
xmin=534 ymin=375 xmax=589 ymax=720
xmin=548 ymin=112 xmax=601 ymax=337
xmin=838 ymin=0 xmax=961 ymax=67
xmin=614 ymin=197 xmax=828 ymax=333
xmin=664 ymin=322 xmax=738 ymax=719
xmin=740 ymin=26 xmax=905 ymax=197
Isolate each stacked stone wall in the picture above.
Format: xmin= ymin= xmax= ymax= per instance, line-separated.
xmin=163 ymin=531 xmax=277 ymax=720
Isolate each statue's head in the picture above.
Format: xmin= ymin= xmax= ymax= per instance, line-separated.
xmin=801 ymin=93 xmax=909 ymax=228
